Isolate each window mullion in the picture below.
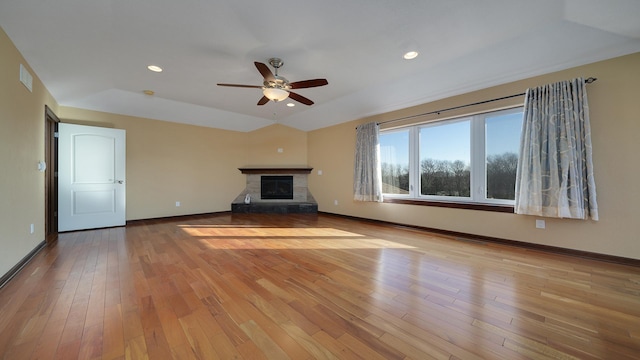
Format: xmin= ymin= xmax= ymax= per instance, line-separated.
xmin=470 ymin=115 xmax=486 ymax=202
xmin=409 ymin=127 xmax=419 ymax=197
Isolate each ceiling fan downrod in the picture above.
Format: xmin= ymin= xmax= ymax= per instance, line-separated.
xmin=268 ymin=58 xmax=284 ymax=76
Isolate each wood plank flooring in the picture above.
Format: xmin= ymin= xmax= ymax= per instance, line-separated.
xmin=1 ymin=213 xmax=639 ymax=359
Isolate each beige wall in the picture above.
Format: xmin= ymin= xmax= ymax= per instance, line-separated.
xmin=57 ymin=108 xmax=249 ymax=220
xmin=58 ymin=110 xmax=310 ymax=220
xmin=0 ymin=27 xmax=58 ymax=276
xmin=246 ymin=123 xmax=308 ymax=166
xmin=308 ymin=52 xmax=640 ymax=260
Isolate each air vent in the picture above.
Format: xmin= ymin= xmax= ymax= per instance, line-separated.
xmin=20 ymin=64 xmax=33 ymax=92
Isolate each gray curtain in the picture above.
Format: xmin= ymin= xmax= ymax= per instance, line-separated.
xmin=354 ymin=122 xmax=383 ymax=202
xmin=515 ymin=77 xmax=598 ymax=220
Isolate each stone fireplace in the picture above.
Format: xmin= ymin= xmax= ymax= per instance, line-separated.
xmin=231 ymin=167 xmax=317 ymax=213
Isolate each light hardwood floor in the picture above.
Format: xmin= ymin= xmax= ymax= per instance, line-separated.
xmin=1 ymin=213 xmax=639 ymax=359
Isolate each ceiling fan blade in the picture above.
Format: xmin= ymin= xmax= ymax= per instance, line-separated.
xmin=254 ymin=62 xmax=275 ymax=82
xmin=289 ymin=79 xmax=328 ymax=89
xmin=257 ymin=96 xmax=270 ymax=105
xmin=288 ymin=91 xmax=314 ymax=106
xmin=217 ymin=83 xmax=262 ymax=88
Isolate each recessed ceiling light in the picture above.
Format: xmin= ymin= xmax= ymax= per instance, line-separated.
xmin=147 ymin=65 xmax=163 ymax=72
xmin=286 ymin=103 xmax=295 ymax=107
xmin=403 ymin=51 xmax=419 ymax=60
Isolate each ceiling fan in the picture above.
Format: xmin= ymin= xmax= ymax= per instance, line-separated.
xmin=217 ymin=58 xmax=328 ymax=106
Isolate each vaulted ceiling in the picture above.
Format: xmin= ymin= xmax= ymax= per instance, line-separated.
xmin=1 ymin=1 xmax=639 ymax=132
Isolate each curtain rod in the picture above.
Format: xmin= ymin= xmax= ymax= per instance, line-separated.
xmin=368 ymin=77 xmax=597 ymax=128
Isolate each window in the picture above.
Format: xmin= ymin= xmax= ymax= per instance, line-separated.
xmin=380 ymin=129 xmax=409 ymax=195
xmin=380 ymin=107 xmax=523 ymax=206
xmin=419 ymin=119 xmax=470 ymax=197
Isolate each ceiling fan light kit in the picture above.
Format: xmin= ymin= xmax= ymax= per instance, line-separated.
xmin=263 ymin=87 xmax=289 ymax=102
xmin=218 ymin=57 xmax=328 ymax=106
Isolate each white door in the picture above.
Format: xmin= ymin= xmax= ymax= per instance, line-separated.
xmin=58 ymin=123 xmax=126 ymax=231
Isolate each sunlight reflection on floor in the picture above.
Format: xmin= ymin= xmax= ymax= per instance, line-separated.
xmin=177 ymin=225 xmax=416 ymax=250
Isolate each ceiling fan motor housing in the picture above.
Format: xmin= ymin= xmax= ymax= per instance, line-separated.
xmin=264 ymin=76 xmax=290 ymax=90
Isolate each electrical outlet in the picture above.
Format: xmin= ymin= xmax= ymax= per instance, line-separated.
xmin=176 ymin=201 xmax=181 ymax=207
xmin=277 ymin=148 xmax=283 ymax=153
xmin=535 ymin=219 xmax=546 ymax=229
xmin=30 ymin=224 xmax=35 ymax=234
xmin=334 ymin=200 xmax=338 ymax=206
xmin=317 ymin=170 xmax=323 ymax=175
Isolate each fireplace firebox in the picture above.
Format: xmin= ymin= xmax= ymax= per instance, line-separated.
xmin=261 ymin=176 xmax=294 ymax=200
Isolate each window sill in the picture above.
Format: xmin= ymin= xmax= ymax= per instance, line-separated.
xmin=382 ymin=197 xmax=514 ymax=213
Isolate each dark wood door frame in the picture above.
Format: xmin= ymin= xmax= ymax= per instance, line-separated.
xmin=45 ymin=105 xmax=59 ymax=243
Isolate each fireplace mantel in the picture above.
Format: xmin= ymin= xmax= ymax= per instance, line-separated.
xmin=238 ymin=167 xmax=313 ymax=175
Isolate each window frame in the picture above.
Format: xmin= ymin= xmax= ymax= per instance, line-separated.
xmin=380 ymin=106 xmax=523 ymax=211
